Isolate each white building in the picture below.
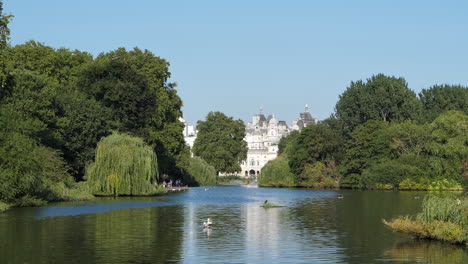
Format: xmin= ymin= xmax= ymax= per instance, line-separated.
xmin=181 ymin=118 xmax=197 ymax=151
xmin=239 ymin=105 xmax=317 ymax=177
xmin=183 ymin=105 xmax=317 ymax=177
xmin=238 ymin=108 xmax=290 ymax=177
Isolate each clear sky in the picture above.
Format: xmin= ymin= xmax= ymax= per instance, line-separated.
xmin=4 ymin=0 xmax=468 ymax=125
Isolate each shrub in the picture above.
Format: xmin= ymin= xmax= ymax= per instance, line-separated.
xmin=0 ymin=202 xmax=11 ymax=213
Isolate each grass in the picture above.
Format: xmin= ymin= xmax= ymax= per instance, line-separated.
xmin=261 ymin=202 xmax=284 ymax=208
xmin=384 ymin=196 xmax=468 ymax=246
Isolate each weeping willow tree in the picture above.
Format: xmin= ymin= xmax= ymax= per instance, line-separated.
xmin=86 ymin=132 xmax=162 ymax=196
xmin=184 ymin=156 xmax=217 ymax=186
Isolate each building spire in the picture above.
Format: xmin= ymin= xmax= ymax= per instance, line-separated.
xmin=305 ymin=104 xmax=309 ymax=112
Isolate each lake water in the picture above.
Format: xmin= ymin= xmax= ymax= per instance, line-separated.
xmin=1 ymin=186 xmax=466 ymax=264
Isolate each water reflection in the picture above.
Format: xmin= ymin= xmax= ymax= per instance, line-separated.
xmin=383 ymin=241 xmax=468 ymax=264
xmin=0 ymin=204 xmax=184 ymax=264
xmin=1 ymin=187 xmax=466 ymax=264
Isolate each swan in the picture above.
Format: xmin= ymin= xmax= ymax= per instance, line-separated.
xmin=203 ymin=218 xmax=213 ymax=228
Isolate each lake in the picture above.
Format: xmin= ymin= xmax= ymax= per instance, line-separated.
xmin=1 ymin=186 xmax=466 ymax=264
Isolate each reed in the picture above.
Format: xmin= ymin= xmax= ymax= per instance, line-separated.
xmin=86 ymin=132 xmax=160 ymax=196
xmin=384 ymin=196 xmax=468 ymax=245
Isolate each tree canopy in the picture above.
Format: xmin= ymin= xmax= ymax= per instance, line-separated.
xmin=335 ymin=74 xmax=421 ymax=134
xmin=418 ymin=84 xmax=468 ymax=122
xmin=193 ymin=111 xmax=248 ymax=174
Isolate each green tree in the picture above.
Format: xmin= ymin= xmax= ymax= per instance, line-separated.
xmin=0 ymin=1 xmax=13 ymax=49
xmin=54 ymin=89 xmax=113 ymax=179
xmin=258 ymin=156 xmax=296 ymax=187
xmin=86 ymin=132 xmax=163 ymax=196
xmin=278 ymin=130 xmax=299 ymax=158
xmin=335 ymin=74 xmax=421 ymax=134
xmin=6 ymin=41 xmax=92 ymax=86
xmin=184 ymin=156 xmax=217 ymax=186
xmin=78 ymin=48 xmax=189 ymax=177
xmin=193 ymin=111 xmax=248 ymax=174
xmin=426 ymin=110 xmax=468 ymax=183
xmin=0 ymin=104 xmax=69 ymax=204
xmin=289 ymin=124 xmax=343 ymax=177
xmin=340 ymin=120 xmax=393 ymax=187
xmin=419 ymin=84 xmax=468 ymax=122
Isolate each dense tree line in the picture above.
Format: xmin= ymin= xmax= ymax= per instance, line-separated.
xmin=260 ymin=74 xmax=468 ymax=190
xmin=0 ymin=3 xmax=190 ymax=208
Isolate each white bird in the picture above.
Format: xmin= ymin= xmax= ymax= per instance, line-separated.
xmin=203 ymin=218 xmax=213 ymax=228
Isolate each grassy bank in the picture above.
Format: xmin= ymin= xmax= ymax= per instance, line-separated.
xmin=218 ymin=175 xmax=254 ymax=184
xmin=384 ymin=196 xmax=468 ymax=246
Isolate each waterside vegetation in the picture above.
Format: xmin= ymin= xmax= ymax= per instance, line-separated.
xmin=384 ymin=196 xmax=468 ymax=246
xmin=0 ymin=3 xmax=189 ymax=210
xmin=260 ymin=75 xmax=467 ymax=190
xmin=86 ymin=132 xmax=165 ymax=196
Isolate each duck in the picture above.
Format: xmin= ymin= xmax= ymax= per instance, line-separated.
xmin=203 ymin=218 xmax=213 ymax=228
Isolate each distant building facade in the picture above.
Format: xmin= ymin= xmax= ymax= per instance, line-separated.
xmin=181 ymin=118 xmax=197 ymax=153
xmin=182 ymin=105 xmax=317 ymax=177
xmin=239 ymin=105 xmax=317 ymax=177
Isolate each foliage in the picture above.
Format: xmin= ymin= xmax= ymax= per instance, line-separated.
xmin=298 ymin=161 xmax=339 ymax=188
xmin=417 ymin=196 xmax=468 ymax=228
xmin=340 ymin=120 xmax=393 ymax=187
xmin=0 ymin=104 xmax=70 ymax=203
xmin=0 ymin=201 xmax=10 ymax=213
xmin=335 ymin=74 xmax=421 ymax=134
xmin=86 ymin=132 xmax=161 ymax=196
xmin=419 ymin=84 xmax=468 ymax=122
xmin=278 ymin=130 xmax=299 ymax=158
xmin=217 ymin=175 xmax=254 ymax=184
xmin=384 ymin=196 xmax=468 ymax=245
xmin=289 ymin=123 xmax=343 ymax=177
xmin=185 ymin=156 xmax=217 ymax=186
xmin=0 ymin=1 xmax=13 ymax=49
xmin=193 ymin=111 xmax=247 ymax=174
xmin=384 ymin=216 xmax=467 ymax=245
xmin=258 ymin=156 xmax=296 ymax=187
xmin=78 ymin=47 xmax=189 ymax=178
xmin=427 ymin=111 xmax=468 ymax=184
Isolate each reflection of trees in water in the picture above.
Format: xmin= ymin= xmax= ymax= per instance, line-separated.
xmin=91 ymin=205 xmax=185 ymax=263
xmin=286 ymin=197 xmax=341 ymax=245
xmin=0 ymin=205 xmax=185 ymax=264
xmin=384 ymin=241 xmax=468 ymax=264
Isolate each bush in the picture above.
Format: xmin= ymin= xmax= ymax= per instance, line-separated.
xmin=0 ymin=202 xmax=11 ymax=213
xmin=15 ymin=195 xmax=47 ymax=207
xmin=361 ymin=159 xmax=423 ymax=189
xmin=45 ymin=181 xmax=94 ymax=202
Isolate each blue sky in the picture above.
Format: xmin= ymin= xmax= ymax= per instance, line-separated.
xmin=5 ymin=0 xmax=468 ymax=125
